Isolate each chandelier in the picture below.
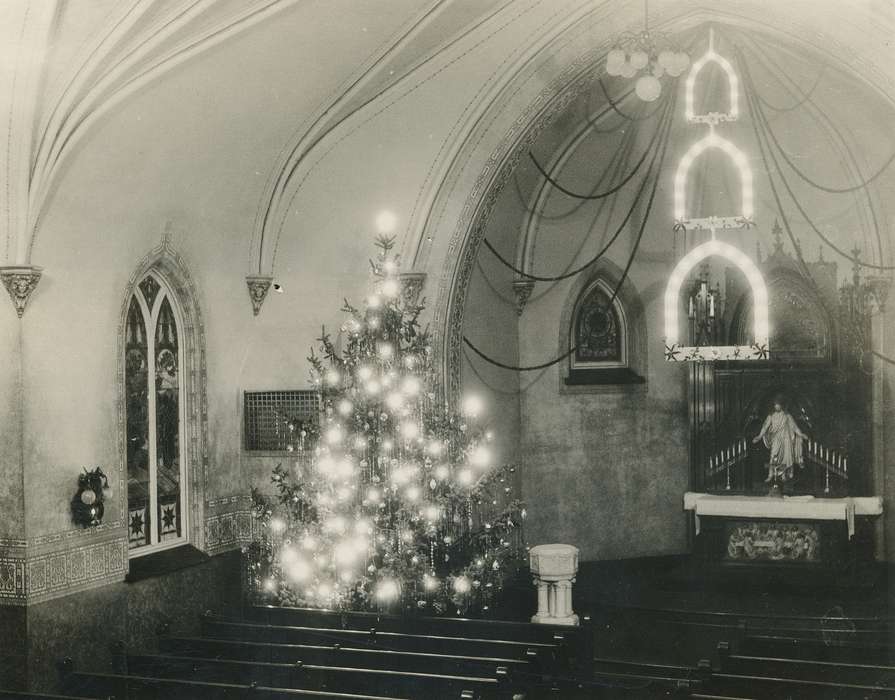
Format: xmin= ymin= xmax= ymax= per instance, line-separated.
xmin=605 ymin=1 xmax=690 ymax=102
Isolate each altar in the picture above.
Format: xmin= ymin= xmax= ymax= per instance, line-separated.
xmin=683 ymin=492 xmax=883 ymax=568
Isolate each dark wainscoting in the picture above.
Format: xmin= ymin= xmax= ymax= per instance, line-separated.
xmin=4 ymin=549 xmax=240 ymax=695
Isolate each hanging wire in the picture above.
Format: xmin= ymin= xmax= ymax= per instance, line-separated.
xmin=738 ymin=47 xmax=895 ymax=272
xmin=527 ymin=95 xmax=667 ymax=201
xmin=741 ymin=29 xmax=885 ymax=262
xmin=462 ymin=89 xmax=675 ymax=372
xmin=486 ymin=101 xmax=670 ymax=281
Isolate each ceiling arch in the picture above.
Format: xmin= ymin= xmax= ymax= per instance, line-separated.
xmin=414 ymin=0 xmax=895 ymax=400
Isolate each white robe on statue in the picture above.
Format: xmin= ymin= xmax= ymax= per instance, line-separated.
xmin=759 ymin=411 xmax=804 ymax=480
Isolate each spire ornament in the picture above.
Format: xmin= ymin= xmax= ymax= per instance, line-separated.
xmin=246 ymin=275 xmax=274 ymax=316
xmin=0 ymin=266 xmax=43 ymax=317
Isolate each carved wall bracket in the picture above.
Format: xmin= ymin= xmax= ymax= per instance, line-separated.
xmin=246 ymin=275 xmax=274 ymax=316
xmin=512 ymin=279 xmax=535 ymax=316
xmin=0 ymin=266 xmax=43 ymax=317
xmin=399 ymin=271 xmax=426 ymax=306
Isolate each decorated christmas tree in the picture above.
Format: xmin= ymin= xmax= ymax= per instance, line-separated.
xmin=246 ymin=236 xmax=525 ymax=616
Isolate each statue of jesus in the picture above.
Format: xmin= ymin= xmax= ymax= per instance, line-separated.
xmin=753 ymin=396 xmax=808 ymax=483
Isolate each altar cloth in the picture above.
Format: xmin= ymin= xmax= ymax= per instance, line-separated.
xmin=683 ymin=493 xmax=884 ymax=539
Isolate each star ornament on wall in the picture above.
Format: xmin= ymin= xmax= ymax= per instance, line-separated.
xmin=162 ymin=506 xmax=176 ymax=529
xmin=129 ymin=511 xmax=145 ymax=537
xmin=664 ymin=343 xmax=681 ymax=361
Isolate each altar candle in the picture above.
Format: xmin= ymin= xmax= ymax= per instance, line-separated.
xmin=709 ymin=294 xmax=715 ymax=318
xmin=688 ymin=296 xmax=695 ymax=318
xmin=844 ymin=457 xmax=848 ymax=473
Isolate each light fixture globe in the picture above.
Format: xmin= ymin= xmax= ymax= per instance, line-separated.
xmin=629 ymin=50 xmax=649 ymax=70
xmin=620 ymin=61 xmax=637 ymax=78
xmin=635 ymin=74 xmax=662 ymax=102
xmin=606 ymin=48 xmax=626 ymax=68
xmin=657 ymin=50 xmax=675 ymax=69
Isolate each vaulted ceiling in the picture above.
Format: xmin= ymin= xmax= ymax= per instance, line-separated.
xmin=1 ymin=0 xmax=893 ymax=273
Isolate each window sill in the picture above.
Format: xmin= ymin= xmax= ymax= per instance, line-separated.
xmin=126 ymin=544 xmax=209 ymax=583
xmin=564 ymin=367 xmax=645 ymax=386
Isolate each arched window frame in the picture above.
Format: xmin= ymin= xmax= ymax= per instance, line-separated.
xmin=570 ymin=278 xmax=629 ymax=370
xmin=125 ymin=272 xmax=188 ymax=555
xmin=560 ymin=268 xmax=646 ymax=389
xmin=118 ymin=242 xmax=208 ymax=559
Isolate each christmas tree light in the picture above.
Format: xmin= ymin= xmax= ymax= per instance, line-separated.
xmin=245 ymin=236 xmax=524 ymax=616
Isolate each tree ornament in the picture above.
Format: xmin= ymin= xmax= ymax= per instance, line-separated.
xmin=244 ymin=240 xmax=525 ymax=615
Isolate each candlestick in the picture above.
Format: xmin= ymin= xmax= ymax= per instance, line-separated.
xmin=688 ymin=296 xmax=695 ymax=319
xmin=709 ymin=294 xmax=715 ymax=318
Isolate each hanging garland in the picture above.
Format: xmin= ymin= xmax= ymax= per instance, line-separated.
xmin=739 ymin=50 xmax=895 ymax=272
xmin=527 ymin=95 xmax=669 ymax=201
xmin=463 ymin=91 xmax=675 ymax=372
xmin=747 ymin=53 xmax=895 ymax=194
xmin=742 ymin=84 xmax=838 ymax=322
xmin=462 ymin=336 xmax=577 ymax=372
xmin=510 ymin=113 xmax=640 ymax=221
xmin=586 ymin=82 xmax=668 ymax=130
xmin=486 ymin=105 xmax=669 ymax=281
xmin=598 ymin=76 xmax=664 ymax=121
xmin=740 ymin=30 xmax=886 ymax=264
xmin=754 ymin=62 xmax=827 ymax=113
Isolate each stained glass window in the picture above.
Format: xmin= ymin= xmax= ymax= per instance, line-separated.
xmin=125 ymin=274 xmax=187 ymax=554
xmin=572 ymin=281 xmax=626 ymax=367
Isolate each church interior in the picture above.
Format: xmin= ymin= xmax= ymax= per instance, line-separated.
xmin=2 ymin=1 xmax=895 ymax=698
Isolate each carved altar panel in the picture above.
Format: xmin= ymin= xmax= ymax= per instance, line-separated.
xmin=725 ymin=521 xmax=821 ymax=562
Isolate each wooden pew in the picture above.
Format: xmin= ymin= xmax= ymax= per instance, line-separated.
xmin=64 ymin=670 xmax=425 ymax=700
xmin=237 ymin=607 xmax=589 ymax=675
xmin=159 ymin=635 xmax=533 ymax=678
xmin=717 ymin=641 xmax=895 ymax=687
xmin=0 ymin=692 xmax=101 ymax=699
xmin=739 ymin=633 xmax=894 ymax=665
xmin=243 ymin=606 xmax=584 ymax=645
xmin=200 ymin=615 xmax=558 ymax=663
xmin=703 ymin=671 xmax=895 ymax=699
xmin=125 ymin=653 xmax=504 ymax=699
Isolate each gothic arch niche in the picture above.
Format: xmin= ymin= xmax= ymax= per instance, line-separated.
xmin=730 ymin=268 xmax=834 ymax=362
xmin=118 ymin=242 xmax=208 ymax=555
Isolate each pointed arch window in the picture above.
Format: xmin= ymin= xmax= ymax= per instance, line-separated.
xmin=125 ymin=271 xmax=188 ymax=555
xmin=565 ymin=278 xmax=644 ymax=386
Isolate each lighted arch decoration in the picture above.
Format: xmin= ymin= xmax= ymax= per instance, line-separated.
xmin=685 ymin=29 xmax=739 ymax=124
xmin=664 ymin=240 xmax=769 ymax=362
xmin=673 ymin=130 xmax=754 ymax=231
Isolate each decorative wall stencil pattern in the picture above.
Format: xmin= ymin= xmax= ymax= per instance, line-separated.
xmin=0 ymin=556 xmax=26 ymax=603
xmin=205 ymin=497 xmax=255 ymax=555
xmin=26 ymin=537 xmax=127 ymax=603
